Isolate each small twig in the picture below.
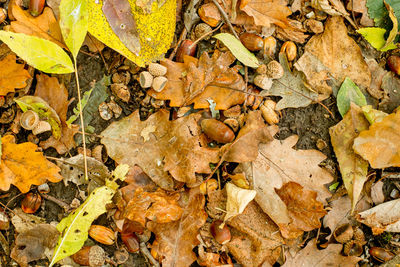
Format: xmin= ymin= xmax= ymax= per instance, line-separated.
xmin=87 ymin=34 xmax=109 ymax=73
xmin=190 ymin=23 xmax=224 ymax=48
xmin=140 ymin=242 xmax=160 ymax=267
xmin=169 ymin=27 xmax=188 ymax=61
xmin=243 ymin=65 xmax=249 ymax=112
xmin=41 ymin=194 xmax=70 ymax=212
xmin=77 ymin=130 xmax=104 ymax=139
xmin=211 ymin=0 xmax=239 ymax=39
xmin=350 ymin=0 xmax=359 ymax=29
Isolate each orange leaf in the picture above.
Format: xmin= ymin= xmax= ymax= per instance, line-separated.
xmin=0 ymin=54 xmax=31 ymax=96
xmin=0 ymin=135 xmax=63 ymax=193
xmin=239 ymin=0 xmax=291 ymax=28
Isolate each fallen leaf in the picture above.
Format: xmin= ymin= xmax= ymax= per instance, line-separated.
xmin=148 ymin=51 xmax=246 ymax=110
xmin=304 ymin=16 xmax=371 ymax=91
xmin=0 ymin=135 xmax=62 ymax=193
xmin=323 ymin=196 xmax=352 ymax=239
xmin=353 ymin=110 xmax=400 ymax=168
xmin=224 ymin=182 xmax=256 ymax=222
xmin=378 ymin=72 xmax=400 ymax=113
xmin=239 ymin=0 xmax=291 ymax=28
xmin=336 ymin=77 xmax=367 ymax=117
xmin=311 ymin=0 xmax=350 ymax=17
xmin=0 ymin=54 xmax=31 ymax=96
xmin=11 ymin=224 xmax=59 ymax=267
xmin=362 ymin=105 xmax=388 ymax=124
xmin=11 ymin=208 xmax=46 ymax=233
xmin=371 ymin=180 xmax=385 ymax=205
xmin=330 ymin=104 xmax=370 ymax=212
xmin=366 ymin=0 xmax=400 ymax=31
xmin=274 ymin=19 xmax=308 ymax=43
xmin=147 ymin=189 xmax=207 ymax=267
xmin=101 ymin=110 xmax=219 ymax=190
xmin=346 ymin=0 xmax=374 ymax=26
xmin=357 ymin=27 xmax=397 ymax=51
xmin=123 ymin=187 xmax=183 ymax=227
xmin=365 ymin=58 xmax=386 ymax=99
xmin=282 ymin=238 xmax=361 ymax=267
xmin=82 ymin=33 xmax=105 ymax=53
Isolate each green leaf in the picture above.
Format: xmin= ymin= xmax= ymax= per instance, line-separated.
xmin=66 ymin=86 xmax=94 ymax=126
xmin=59 ymin=0 xmax=88 ymax=59
xmin=357 ymin=27 xmax=397 ymax=51
xmin=0 ymin=31 xmax=74 ymax=74
xmin=49 ymin=186 xmax=115 ymax=266
xmin=82 ymin=76 xmax=110 ymax=127
xmin=381 ymin=1 xmax=399 ymax=50
xmin=362 ymin=105 xmax=388 ymax=124
xmin=329 ymin=182 xmax=339 ymax=192
xmin=213 ymin=33 xmax=260 ymax=68
xmin=337 ymin=77 xmax=367 ymax=117
xmin=367 ymin=0 xmax=400 ymax=30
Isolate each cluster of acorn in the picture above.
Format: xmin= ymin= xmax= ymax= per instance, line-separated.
xmin=139 ymin=63 xmax=168 ymax=92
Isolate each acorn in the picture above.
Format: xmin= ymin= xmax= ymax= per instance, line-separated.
xmin=256 ymin=64 xmax=267 ymax=75
xmin=148 ymin=63 xmax=167 ymax=76
xmin=0 ymin=8 xmax=7 ymax=24
xmin=21 ymin=193 xmax=41 ymax=214
xmin=369 ymin=247 xmax=395 ymax=262
xmin=387 ymin=55 xmax=400 ymax=75
xmin=176 ymin=39 xmax=197 ymax=62
xmin=29 ymin=0 xmax=45 ymax=16
xmin=89 ymin=225 xmax=115 ymax=245
xmin=253 ymin=74 xmax=273 ymax=90
xmin=210 ymin=220 xmax=231 ymax=244
xmin=260 ymin=100 xmax=279 ymax=125
xmin=263 ymin=36 xmax=277 ymax=58
xmin=201 ymin=119 xmax=235 ymax=143
xmin=20 ymin=110 xmax=39 ymax=130
xmin=139 ymin=71 xmax=154 ymax=88
xmin=194 ymin=23 xmax=213 ymax=41
xmin=239 ymin=33 xmax=264 ymax=52
xmin=266 ymin=60 xmax=284 ymax=79
xmin=71 ymin=245 xmax=106 ymax=267
xmin=121 ymin=232 xmax=140 ymax=253
xmin=32 ymin=120 xmax=52 ymax=135
xmin=280 ymin=41 xmax=297 ymax=61
xmin=152 ymin=76 xmax=168 ymax=92
xmin=0 ymin=209 xmax=9 ymax=230
xmin=333 ymin=224 xmax=353 ymax=244
xmin=343 ymin=240 xmax=363 ymax=256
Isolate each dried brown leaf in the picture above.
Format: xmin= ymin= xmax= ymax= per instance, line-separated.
xmin=239 ymin=0 xmax=291 ymax=28
xmin=0 ymin=54 xmax=31 ymax=96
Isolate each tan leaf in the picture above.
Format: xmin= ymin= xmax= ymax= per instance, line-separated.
xmin=304 ymin=16 xmax=371 ymax=90
xmin=101 ymin=110 xmax=220 ymax=190
xmin=0 ymin=54 xmax=31 ymax=96
xmin=239 ymin=0 xmax=291 ymax=28
xmin=353 ymin=110 xmax=400 ymax=168
xmin=346 ymin=0 xmax=374 ymax=26
xmin=330 ymin=103 xmax=370 ymax=212
xmin=0 ymin=135 xmax=63 ymax=193
xmin=224 ymin=183 xmax=256 ymax=222
xmin=365 ymin=58 xmax=386 ymax=99
xmin=323 ymin=196 xmax=351 ymax=239
xmin=147 ymin=189 xmax=207 ymax=267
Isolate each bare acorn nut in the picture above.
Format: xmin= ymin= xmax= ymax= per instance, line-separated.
xmin=260 ymin=100 xmax=279 ymax=125
xmin=0 ymin=8 xmax=7 ymax=24
xmin=148 ymin=63 xmax=167 ymax=76
xmin=343 ymin=240 xmax=363 ymax=256
xmin=239 ymin=33 xmax=264 ymax=52
xmin=194 ymin=23 xmax=213 ymax=41
xmin=201 ymin=119 xmax=235 ymax=143
xmin=32 ymin=121 xmax=52 ymax=135
xmin=0 ymin=209 xmax=9 ymax=230
xmin=139 ymin=71 xmax=154 ymax=88
xmin=29 ymin=0 xmax=45 ymax=16
xmin=387 ymin=55 xmax=400 ymax=75
xmin=121 ymin=232 xmax=140 ymax=253
xmin=198 ymin=3 xmax=221 ymax=27
xmin=224 ymin=118 xmax=239 ymax=132
xmin=210 ymin=220 xmax=231 ymax=244
xmin=256 ymin=64 xmax=267 ymax=75
xmin=369 ymin=247 xmax=395 ymax=262
xmin=266 ymin=60 xmax=284 ymax=79
xmin=20 ymin=110 xmax=39 ymax=130
xmin=176 ymin=39 xmax=197 ymax=63
xmin=253 ymin=74 xmax=273 ymax=90
xmin=21 ymin=193 xmax=42 ymax=214
xmin=333 ymin=224 xmax=353 ymax=244
xmin=200 ymin=179 xmax=219 ymax=194
xmin=72 ymin=245 xmax=106 ymax=267
xmin=37 ymin=183 xmax=50 ymax=194
xmin=152 ymin=76 xmax=168 ymax=92
xmin=280 ymin=41 xmax=297 ymax=61
xmin=263 ymin=36 xmax=277 ymax=58
xmin=89 ymin=225 xmax=115 ymax=245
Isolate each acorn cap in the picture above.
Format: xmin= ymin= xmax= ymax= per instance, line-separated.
xmin=148 ymin=63 xmax=167 ymax=76
xmin=253 ymin=74 xmax=273 ymax=90
xmin=32 ymin=121 xmax=52 ymax=135
xmin=333 ymin=224 xmax=353 ymax=244
xmin=20 ymin=110 xmax=39 ymax=130
xmin=152 ymin=76 xmax=168 ymax=92
xmin=266 ymin=60 xmax=284 ymax=79
xmin=139 ymin=71 xmax=154 ymax=88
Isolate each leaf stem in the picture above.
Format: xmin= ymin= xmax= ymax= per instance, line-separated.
xmin=73 ymin=59 xmax=88 ymax=180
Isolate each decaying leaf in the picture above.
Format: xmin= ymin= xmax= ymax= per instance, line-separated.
xmin=0 ymin=54 xmax=31 ymax=96
xmin=224 ymin=183 xmax=256 ymax=222
xmin=147 ymin=189 xmax=207 ymax=267
xmin=0 ymin=135 xmax=62 ymax=193
xmin=379 ymin=72 xmax=400 ymax=113
xmin=239 ymin=0 xmax=291 ymax=28
xmin=346 ymin=0 xmax=374 ymax=26
xmin=11 ymin=208 xmax=46 ymax=233
xmin=353 ymin=110 xmax=400 ymax=168
xmin=101 ymin=110 xmax=219 ymax=190
xmin=330 ymin=104 xmax=369 ymax=212
xmin=323 ymin=196 xmax=352 ymax=239
xmin=365 ymin=58 xmax=386 ymax=99
xmin=311 ymin=0 xmax=350 ymax=17
xmin=148 ymin=51 xmax=246 ymax=110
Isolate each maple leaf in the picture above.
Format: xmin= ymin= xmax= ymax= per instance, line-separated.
xmin=148 ymin=51 xmax=246 ymax=110
xmin=8 ymin=0 xmax=66 ymax=49
xmin=101 ymin=110 xmax=220 ymax=190
xmin=0 ymin=135 xmax=63 ymax=193
xmin=34 ymin=74 xmax=78 ymax=154
xmin=0 ymin=54 xmax=31 ymax=96
xmin=147 ymin=189 xmax=207 ymax=267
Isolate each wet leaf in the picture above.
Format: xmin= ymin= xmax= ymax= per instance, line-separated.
xmin=213 ymin=33 xmax=259 ymax=68
xmin=224 ymin=183 xmax=256 ymax=223
xmin=0 ymin=135 xmax=62 ymax=193
xmin=353 ymin=110 xmax=400 ymax=168
xmin=357 ymin=27 xmax=397 ymax=51
xmin=59 ymin=0 xmax=88 ymax=59
xmin=337 ymin=77 xmax=367 ymax=117
xmin=0 ymin=54 xmax=31 ymax=96
xmin=330 ymin=104 xmax=370 ymax=212
xmin=0 ymin=31 xmax=74 ymax=74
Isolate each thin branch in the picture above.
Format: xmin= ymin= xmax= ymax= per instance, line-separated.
xmin=190 ymin=23 xmax=224 ymax=48
xmin=211 ymin=0 xmax=239 ymax=39
xmin=169 ymin=27 xmax=188 ymax=61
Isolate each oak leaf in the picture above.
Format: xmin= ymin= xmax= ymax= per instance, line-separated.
xmin=0 ymin=135 xmax=63 ymax=193
xmin=353 ymin=110 xmax=400 ymax=168
xmin=148 ymin=51 xmax=246 ymax=110
xmin=147 ymin=189 xmax=207 ymax=267
xmin=0 ymin=54 xmax=31 ymax=96
xmin=101 ymin=110 xmax=220 ymax=190
xmin=239 ymin=0 xmax=291 ymax=28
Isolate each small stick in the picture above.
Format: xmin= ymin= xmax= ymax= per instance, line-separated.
xmin=189 ymin=23 xmax=224 ymax=48
xmin=211 ymin=0 xmax=239 ymax=39
xmin=41 ymin=194 xmax=70 ymax=212
xmin=140 ymin=242 xmax=160 ymax=267
xmin=87 ymin=34 xmax=109 ymax=73
xmin=169 ymin=27 xmax=188 ymax=61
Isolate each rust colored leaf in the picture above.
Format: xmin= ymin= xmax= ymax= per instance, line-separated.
xmin=8 ymin=0 xmax=66 ymax=49
xmin=239 ymin=0 xmax=291 ymax=28
xmin=147 ymin=189 xmax=207 ymax=267
xmin=101 ymin=110 xmax=219 ymax=190
xmin=275 ymin=182 xmax=327 ymax=237
xmin=0 ymin=54 xmax=31 ymax=96
xmin=353 ymin=110 xmax=400 ymax=169
xmin=102 ymin=0 xmax=140 ymax=55
xmin=148 ymin=51 xmax=246 ymax=110
xmin=123 ymin=187 xmax=183 ymax=227
xmin=34 ymin=74 xmax=78 ymax=154
xmin=0 ymin=135 xmax=63 ymax=193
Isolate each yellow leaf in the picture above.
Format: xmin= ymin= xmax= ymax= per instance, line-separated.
xmin=0 ymin=54 xmax=31 ymax=96
xmin=88 ymin=0 xmax=176 ymax=67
